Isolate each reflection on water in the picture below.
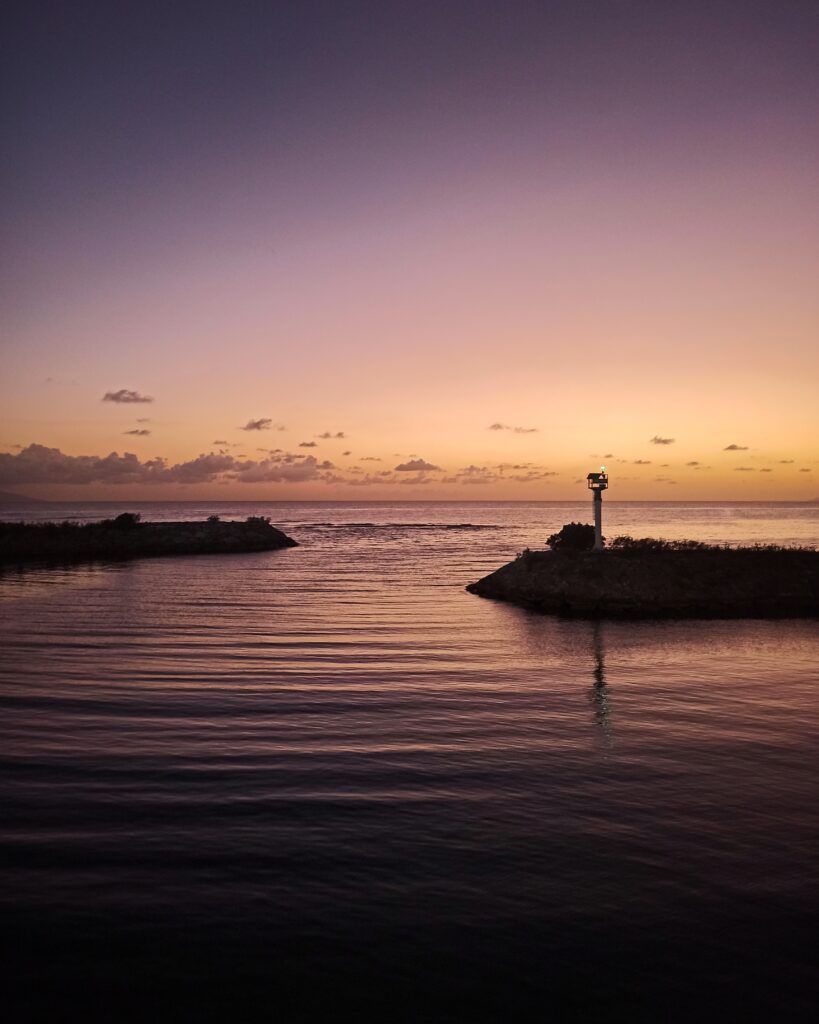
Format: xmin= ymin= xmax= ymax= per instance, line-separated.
xmin=590 ymin=621 xmax=613 ymax=746
xmin=0 ymin=559 xmax=124 ymax=602
xmin=0 ymin=502 xmax=817 ymax=1019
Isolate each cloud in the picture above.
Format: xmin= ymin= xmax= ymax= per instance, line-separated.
xmin=123 ymin=429 xmax=150 ymax=436
xmin=345 ymin=477 xmax=380 ymax=487
xmin=360 ymin=456 xmax=381 ymax=462
xmin=799 ymin=468 xmax=812 ymax=473
xmin=734 ymin=466 xmax=755 ymax=471
xmin=342 ymin=450 xmax=352 ymax=456
xmin=650 ymin=436 xmax=675 ymax=445
xmin=317 ymin=431 xmax=346 ymax=439
xmin=457 ymin=464 xmax=497 ymax=484
xmin=508 ymin=471 xmax=558 ymax=482
xmin=102 ymin=389 xmax=153 ymax=404
xmin=724 ymin=444 xmax=748 ymax=451
xmin=686 ymin=461 xmax=700 ymax=466
xmin=454 ymin=463 xmax=555 ymax=484
xmin=299 ymin=441 xmax=318 ymax=448
xmin=136 ymin=418 xmax=151 ymax=423
xmin=778 ymin=459 xmax=794 ymax=464
xmin=213 ymin=440 xmax=228 ymax=445
xmin=0 ymin=444 xmax=216 ymax=484
xmin=240 ymin=418 xmax=274 ymax=431
xmin=0 ymin=444 xmax=339 ymax=487
xmin=232 ymin=454 xmax=334 ymax=483
xmin=394 ymin=458 xmax=441 ymax=472
xmin=633 ymin=459 xmax=652 ymax=465
xmin=488 ymin=423 xmax=538 ymax=434
xmin=760 ymin=468 xmax=773 ymax=473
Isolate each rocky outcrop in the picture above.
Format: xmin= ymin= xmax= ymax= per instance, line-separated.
xmin=0 ymin=516 xmax=297 ymax=566
xmin=467 ymin=545 xmax=819 ymax=619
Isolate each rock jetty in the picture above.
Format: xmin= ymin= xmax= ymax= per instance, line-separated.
xmin=0 ymin=514 xmax=297 ymax=566
xmin=467 ymin=540 xmax=819 ymax=619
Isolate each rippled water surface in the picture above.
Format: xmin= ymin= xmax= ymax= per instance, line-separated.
xmin=1 ymin=502 xmax=817 ymax=1020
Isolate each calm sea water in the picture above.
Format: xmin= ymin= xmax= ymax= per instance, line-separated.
xmin=1 ymin=502 xmax=818 ymax=1021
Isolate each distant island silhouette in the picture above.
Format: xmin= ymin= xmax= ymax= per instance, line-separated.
xmin=0 ymin=489 xmax=47 ymax=504
xmin=0 ymin=513 xmax=297 ymax=566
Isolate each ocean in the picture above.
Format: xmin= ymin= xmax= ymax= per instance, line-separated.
xmin=1 ymin=501 xmax=817 ymax=1020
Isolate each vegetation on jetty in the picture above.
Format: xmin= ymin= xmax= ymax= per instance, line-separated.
xmin=467 ymin=528 xmax=819 ymax=619
xmin=0 ymin=513 xmax=297 ymax=566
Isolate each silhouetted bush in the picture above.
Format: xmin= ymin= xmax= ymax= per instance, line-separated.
xmin=609 ymin=535 xmax=713 ymax=552
xmin=106 ymin=512 xmax=141 ymax=530
xmin=207 ymin=515 xmax=220 ymax=524
xmin=546 ymin=523 xmax=598 ymax=551
xmin=245 ymin=516 xmax=271 ymax=527
xmin=608 ymin=535 xmax=804 ymax=554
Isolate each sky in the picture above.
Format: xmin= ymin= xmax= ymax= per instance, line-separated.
xmin=2 ymin=0 xmax=817 ymax=500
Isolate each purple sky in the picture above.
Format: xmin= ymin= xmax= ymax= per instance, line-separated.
xmin=2 ymin=1 xmax=817 ymax=498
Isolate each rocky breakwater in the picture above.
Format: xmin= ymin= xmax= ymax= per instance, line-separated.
xmin=0 ymin=513 xmax=298 ymax=566
xmin=467 ymin=535 xmax=819 ymax=619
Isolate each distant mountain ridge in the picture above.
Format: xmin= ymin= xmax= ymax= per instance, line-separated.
xmin=0 ymin=489 xmax=47 ymax=504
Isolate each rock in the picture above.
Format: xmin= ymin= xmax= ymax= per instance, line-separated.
xmin=0 ymin=516 xmax=298 ymax=566
xmin=467 ymin=543 xmax=819 ymax=619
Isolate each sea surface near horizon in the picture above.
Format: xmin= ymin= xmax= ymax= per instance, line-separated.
xmin=1 ymin=501 xmax=818 ymax=1020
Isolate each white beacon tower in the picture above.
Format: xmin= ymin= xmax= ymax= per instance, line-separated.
xmin=586 ymin=467 xmax=609 ymax=551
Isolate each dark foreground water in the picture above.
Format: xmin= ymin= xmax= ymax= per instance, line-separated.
xmin=1 ymin=502 xmax=818 ymax=1021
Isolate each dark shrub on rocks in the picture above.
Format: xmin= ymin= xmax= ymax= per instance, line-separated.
xmin=107 ymin=512 xmax=141 ymax=530
xmin=546 ymin=522 xmax=598 ymax=552
xmin=609 ymin=536 xmax=714 ymax=553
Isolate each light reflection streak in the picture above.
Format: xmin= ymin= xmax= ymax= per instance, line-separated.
xmin=590 ymin=620 xmax=613 ymax=747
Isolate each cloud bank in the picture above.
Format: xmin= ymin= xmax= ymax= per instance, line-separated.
xmin=0 ymin=444 xmax=336 ymax=486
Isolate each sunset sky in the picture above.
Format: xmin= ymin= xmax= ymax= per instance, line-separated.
xmin=2 ymin=0 xmax=817 ymax=500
